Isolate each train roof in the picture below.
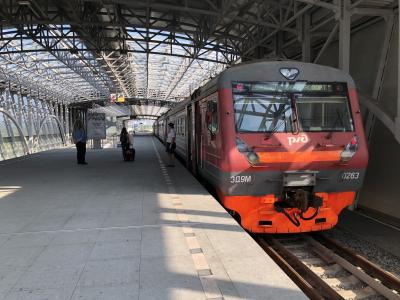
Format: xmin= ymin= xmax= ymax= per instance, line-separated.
xmin=158 ymin=60 xmax=356 ymax=120
xmin=215 ymin=60 xmax=356 ymax=90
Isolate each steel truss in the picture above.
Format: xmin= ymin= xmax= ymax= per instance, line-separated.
xmin=0 ymin=0 xmax=398 ymax=136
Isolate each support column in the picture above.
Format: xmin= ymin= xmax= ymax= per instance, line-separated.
xmin=17 ymin=91 xmax=23 ymax=129
xmin=70 ymin=107 xmax=75 ymax=134
xmin=54 ymin=101 xmax=58 ymax=118
xmin=65 ymin=105 xmax=70 ymax=140
xmin=396 ymin=0 xmax=400 ymax=143
xmin=365 ymin=15 xmax=395 ymax=143
xmin=337 ymin=0 xmax=351 ymax=72
xmin=92 ymin=139 xmax=102 ymax=149
xmin=302 ymin=13 xmax=312 ymax=62
xmin=27 ymin=94 xmax=34 ymax=149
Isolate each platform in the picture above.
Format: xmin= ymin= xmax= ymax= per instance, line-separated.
xmin=0 ymin=136 xmax=305 ymax=300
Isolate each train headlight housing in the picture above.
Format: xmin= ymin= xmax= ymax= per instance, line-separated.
xmin=340 ymin=136 xmax=358 ymax=162
xmin=246 ymin=152 xmax=260 ymax=165
xmin=236 ymin=137 xmax=260 ymax=165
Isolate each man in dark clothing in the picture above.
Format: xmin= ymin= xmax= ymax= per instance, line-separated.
xmin=72 ymin=121 xmax=88 ymax=165
xmin=120 ymin=127 xmax=129 ymax=160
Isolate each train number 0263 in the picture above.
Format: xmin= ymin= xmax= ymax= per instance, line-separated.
xmin=230 ymin=175 xmax=252 ymax=183
xmin=341 ymin=172 xmax=360 ymax=180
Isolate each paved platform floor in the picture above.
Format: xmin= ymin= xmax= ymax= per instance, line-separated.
xmin=0 ymin=136 xmax=305 ymax=300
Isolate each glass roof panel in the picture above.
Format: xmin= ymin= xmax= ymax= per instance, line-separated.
xmin=0 ymin=27 xmax=229 ymax=114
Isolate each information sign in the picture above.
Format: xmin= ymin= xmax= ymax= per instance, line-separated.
xmin=87 ymin=112 xmax=106 ymax=139
xmin=117 ymin=93 xmax=125 ymax=103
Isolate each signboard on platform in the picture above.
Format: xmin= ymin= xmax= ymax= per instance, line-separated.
xmin=117 ymin=93 xmax=125 ymax=103
xmin=87 ymin=112 xmax=106 ymax=139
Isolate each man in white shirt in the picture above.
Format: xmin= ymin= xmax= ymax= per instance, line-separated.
xmin=166 ymin=122 xmax=176 ymax=167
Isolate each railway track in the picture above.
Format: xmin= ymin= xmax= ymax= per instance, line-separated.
xmin=255 ymin=233 xmax=400 ymax=300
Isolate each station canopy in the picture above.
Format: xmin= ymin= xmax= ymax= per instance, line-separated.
xmin=0 ymin=0 xmax=395 ymax=118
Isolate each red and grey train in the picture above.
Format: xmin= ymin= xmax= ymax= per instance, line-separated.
xmin=155 ymin=60 xmax=368 ymax=233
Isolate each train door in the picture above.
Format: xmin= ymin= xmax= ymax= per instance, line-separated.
xmin=194 ymin=101 xmax=202 ymax=172
xmin=186 ymin=105 xmax=192 ymax=168
xmin=203 ymin=94 xmax=219 ymax=171
xmin=163 ymin=119 xmax=168 ymax=142
xmin=200 ymin=102 xmax=208 ymax=170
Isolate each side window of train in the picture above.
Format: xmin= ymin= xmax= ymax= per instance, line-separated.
xmin=206 ymin=99 xmax=218 ymax=139
xmin=180 ymin=117 xmax=185 ymax=136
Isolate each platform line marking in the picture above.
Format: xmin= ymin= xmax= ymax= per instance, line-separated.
xmin=186 ymin=236 xmax=201 ymax=249
xmin=182 ymin=226 xmax=194 ymax=234
xmin=200 ymin=277 xmax=224 ymax=300
xmin=0 ymin=223 xmax=201 ymax=236
xmin=152 ymin=139 xmax=224 ymax=300
xmin=190 ymin=248 xmax=203 ymax=254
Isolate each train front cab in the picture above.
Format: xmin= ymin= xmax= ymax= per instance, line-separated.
xmin=201 ymin=62 xmax=369 ymax=234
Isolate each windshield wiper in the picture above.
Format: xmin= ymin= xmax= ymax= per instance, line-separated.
xmin=290 ymin=94 xmax=300 ymax=134
xmin=326 ymin=109 xmax=344 ymax=139
xmin=264 ymin=104 xmax=290 ymax=139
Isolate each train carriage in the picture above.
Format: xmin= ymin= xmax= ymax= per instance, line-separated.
xmin=155 ymin=60 xmax=369 ymax=233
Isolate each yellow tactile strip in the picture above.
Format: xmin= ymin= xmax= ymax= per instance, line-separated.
xmin=152 ymin=140 xmax=224 ymax=300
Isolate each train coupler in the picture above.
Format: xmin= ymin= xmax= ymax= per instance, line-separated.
xmin=274 ymin=189 xmax=323 ymax=227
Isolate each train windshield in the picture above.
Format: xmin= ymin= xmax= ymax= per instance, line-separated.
xmin=234 ymin=95 xmax=293 ymax=132
xmin=232 ymin=82 xmax=354 ymax=133
xmin=296 ymin=96 xmax=354 ymax=132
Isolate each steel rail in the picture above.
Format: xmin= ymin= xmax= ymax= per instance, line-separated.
xmin=255 ymin=235 xmax=344 ymax=300
xmin=313 ymin=233 xmax=400 ymax=293
xmin=306 ymin=235 xmax=399 ymax=300
xmin=256 ymin=234 xmax=400 ymax=300
xmin=256 ymin=237 xmax=324 ymax=300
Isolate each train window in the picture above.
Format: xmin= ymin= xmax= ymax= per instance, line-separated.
xmin=233 ymin=81 xmax=354 ymax=133
xmin=296 ymin=96 xmax=354 ymax=132
xmin=179 ymin=117 xmax=185 ymax=136
xmin=234 ymin=94 xmax=293 ymax=132
xmin=206 ymin=100 xmax=218 ymax=135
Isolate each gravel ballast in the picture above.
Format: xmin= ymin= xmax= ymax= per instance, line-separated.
xmin=322 ymin=226 xmax=400 ymax=277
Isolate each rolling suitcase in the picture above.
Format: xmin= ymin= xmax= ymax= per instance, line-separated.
xmin=124 ymin=147 xmax=135 ymax=161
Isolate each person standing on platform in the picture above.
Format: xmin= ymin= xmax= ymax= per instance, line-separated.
xmin=72 ymin=120 xmax=88 ymax=165
xmin=120 ymin=127 xmax=129 ymax=160
xmin=166 ymin=122 xmax=176 ymax=167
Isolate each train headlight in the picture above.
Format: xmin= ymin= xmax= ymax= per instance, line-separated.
xmin=340 ymin=136 xmax=358 ymax=162
xmin=246 ymin=152 xmax=260 ymax=165
xmin=236 ymin=137 xmax=260 ymax=165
